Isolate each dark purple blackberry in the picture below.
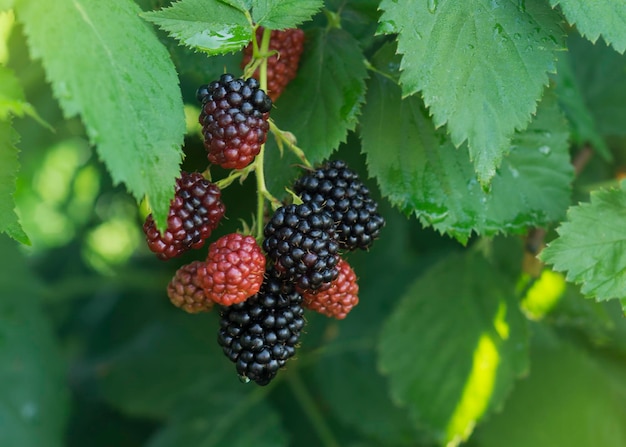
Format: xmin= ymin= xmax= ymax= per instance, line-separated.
xmin=198 ymin=74 xmax=272 ymax=170
xmin=293 ymin=160 xmax=385 ymax=251
xmin=143 ymin=172 xmax=225 ymax=260
xmin=263 ymin=203 xmax=340 ymax=291
xmin=217 ymin=268 xmax=305 ymax=385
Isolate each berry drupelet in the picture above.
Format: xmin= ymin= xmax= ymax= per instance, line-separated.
xmin=293 ymin=160 xmax=385 ymax=252
xmin=217 ymin=268 xmax=305 ymax=385
xmin=143 ymin=172 xmax=225 ymax=260
xmin=198 ymin=74 xmax=272 ymax=170
xmin=300 ymin=258 xmax=359 ymax=319
xmin=167 ymin=261 xmax=213 ymax=313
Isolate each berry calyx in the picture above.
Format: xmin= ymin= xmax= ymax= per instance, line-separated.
xmin=143 ymin=172 xmax=225 ymax=260
xmin=217 ymin=268 xmax=305 ymax=385
xmin=198 ymin=74 xmax=272 ymax=170
xmin=262 ymin=202 xmax=340 ymax=291
xmin=293 ymin=160 xmax=385 ymax=251
xmin=241 ymin=27 xmax=305 ymax=101
xmin=300 ymin=258 xmax=359 ymax=319
xmin=198 ymin=233 xmax=266 ymax=306
xmin=167 ymin=261 xmax=214 ymax=313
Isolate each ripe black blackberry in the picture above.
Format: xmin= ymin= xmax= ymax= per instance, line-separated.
xmin=198 ymin=74 xmax=272 ymax=170
xmin=263 ymin=203 xmax=340 ymax=291
xmin=143 ymin=172 xmax=225 ymax=260
xmin=293 ymin=160 xmax=385 ymax=251
xmin=217 ymin=268 xmax=305 ymax=385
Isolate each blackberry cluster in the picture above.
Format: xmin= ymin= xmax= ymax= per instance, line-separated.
xmin=198 ymin=74 xmax=272 ymax=170
xmin=263 ymin=203 xmax=339 ymax=291
xmin=293 ymin=160 xmax=385 ymax=251
xmin=241 ymin=27 xmax=305 ymax=101
xmin=217 ymin=268 xmax=305 ymax=385
xmin=143 ymin=172 xmax=225 ymax=260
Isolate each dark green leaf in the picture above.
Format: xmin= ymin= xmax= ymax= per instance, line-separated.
xmin=0 ymin=120 xmax=28 ymax=244
xmin=550 ymin=0 xmax=626 ymax=53
xmin=17 ymin=0 xmax=185 ymax=229
xmin=540 ymin=182 xmax=626 ymax=302
xmin=378 ymin=0 xmax=563 ymax=184
xmin=252 ymin=0 xmax=323 ymax=30
xmin=472 ymin=327 xmax=626 ymax=447
xmin=0 ymin=236 xmax=69 ymax=447
xmin=142 ymin=0 xmax=252 ymax=56
xmin=361 ymin=73 xmax=573 ymax=244
xmin=552 ymin=49 xmax=611 ymax=160
xmin=567 ymin=35 xmax=626 ymax=137
xmin=378 ymin=251 xmax=529 ymax=445
xmin=271 ymin=28 xmax=367 ymax=163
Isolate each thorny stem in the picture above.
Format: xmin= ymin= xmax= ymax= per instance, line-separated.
xmin=286 ymin=370 xmax=341 ymax=447
xmin=253 ymin=27 xmax=275 ymax=242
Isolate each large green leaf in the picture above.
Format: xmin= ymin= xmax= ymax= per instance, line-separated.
xmin=540 ymin=182 xmax=626 ymax=302
xmin=142 ymin=0 xmax=252 ymax=56
xmin=378 ymin=0 xmax=563 ymax=184
xmin=0 ymin=236 xmax=69 ymax=447
xmin=0 ymin=120 xmax=28 ymax=244
xmin=378 ymin=251 xmax=529 ymax=446
xmin=471 ymin=327 xmax=626 ymax=447
xmin=16 ymin=0 xmax=184 ymax=229
xmin=550 ymin=0 xmax=626 ymax=54
xmin=361 ymin=73 xmax=572 ymax=244
xmin=252 ymin=0 xmax=323 ymax=30
xmin=271 ymin=27 xmax=367 ymax=163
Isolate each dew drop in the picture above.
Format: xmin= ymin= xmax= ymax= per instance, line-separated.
xmin=538 ymin=145 xmax=551 ymax=155
xmin=427 ymin=0 xmax=438 ymax=13
xmin=238 ymin=374 xmax=251 ymax=384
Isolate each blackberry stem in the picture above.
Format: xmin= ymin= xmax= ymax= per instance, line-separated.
xmin=287 ymin=370 xmax=341 ymax=447
xmin=253 ymin=26 xmax=274 ymax=242
xmin=269 ymin=120 xmax=312 ymax=168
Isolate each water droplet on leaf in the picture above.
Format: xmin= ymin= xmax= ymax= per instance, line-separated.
xmin=427 ymin=0 xmax=438 ymax=13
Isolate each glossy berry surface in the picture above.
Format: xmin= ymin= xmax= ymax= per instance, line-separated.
xmin=293 ymin=160 xmax=385 ymax=251
xmin=167 ymin=261 xmax=213 ymax=313
xmin=217 ymin=268 xmax=305 ymax=385
xmin=198 ymin=233 xmax=266 ymax=306
xmin=241 ymin=27 xmax=305 ymax=101
xmin=263 ymin=203 xmax=339 ymax=291
xmin=301 ymin=258 xmax=359 ymax=319
xmin=143 ymin=172 xmax=225 ymax=260
xmin=198 ymin=74 xmax=272 ymax=170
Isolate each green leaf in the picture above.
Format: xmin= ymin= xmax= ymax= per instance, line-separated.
xmin=378 ymin=0 xmax=563 ymax=184
xmin=147 ymin=381 xmax=287 ymax=447
xmin=0 ymin=236 xmax=69 ymax=447
xmin=252 ymin=0 xmax=324 ymax=30
xmin=271 ymin=28 xmax=367 ymax=163
xmin=472 ymin=327 xmax=626 ymax=447
xmin=378 ymin=251 xmax=529 ymax=445
xmin=142 ymin=0 xmax=252 ymax=56
xmin=0 ymin=0 xmax=13 ymax=11
xmin=540 ymin=182 xmax=626 ymax=302
xmin=552 ymin=49 xmax=611 ymax=160
xmin=550 ymin=0 xmax=626 ymax=54
xmin=218 ymin=0 xmax=251 ymax=14
xmin=0 ymin=120 xmax=28 ymax=244
xmin=0 ymin=66 xmax=49 ymax=131
xmin=16 ymin=0 xmax=185 ymax=229
xmin=566 ymin=35 xmax=626 ymax=137
xmin=361 ymin=73 xmax=573 ymax=244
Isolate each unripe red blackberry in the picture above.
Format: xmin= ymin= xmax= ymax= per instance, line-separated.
xmin=263 ymin=202 xmax=340 ymax=292
xmin=301 ymin=258 xmax=359 ymax=319
xmin=217 ymin=268 xmax=305 ymax=385
xmin=198 ymin=74 xmax=272 ymax=170
xmin=167 ymin=261 xmax=214 ymax=313
xmin=143 ymin=172 xmax=225 ymax=260
xmin=293 ymin=160 xmax=385 ymax=252
xmin=198 ymin=233 xmax=266 ymax=306
xmin=241 ymin=27 xmax=305 ymax=101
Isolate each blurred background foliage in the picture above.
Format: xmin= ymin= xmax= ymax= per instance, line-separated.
xmin=2 ymin=1 xmax=626 ymax=447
